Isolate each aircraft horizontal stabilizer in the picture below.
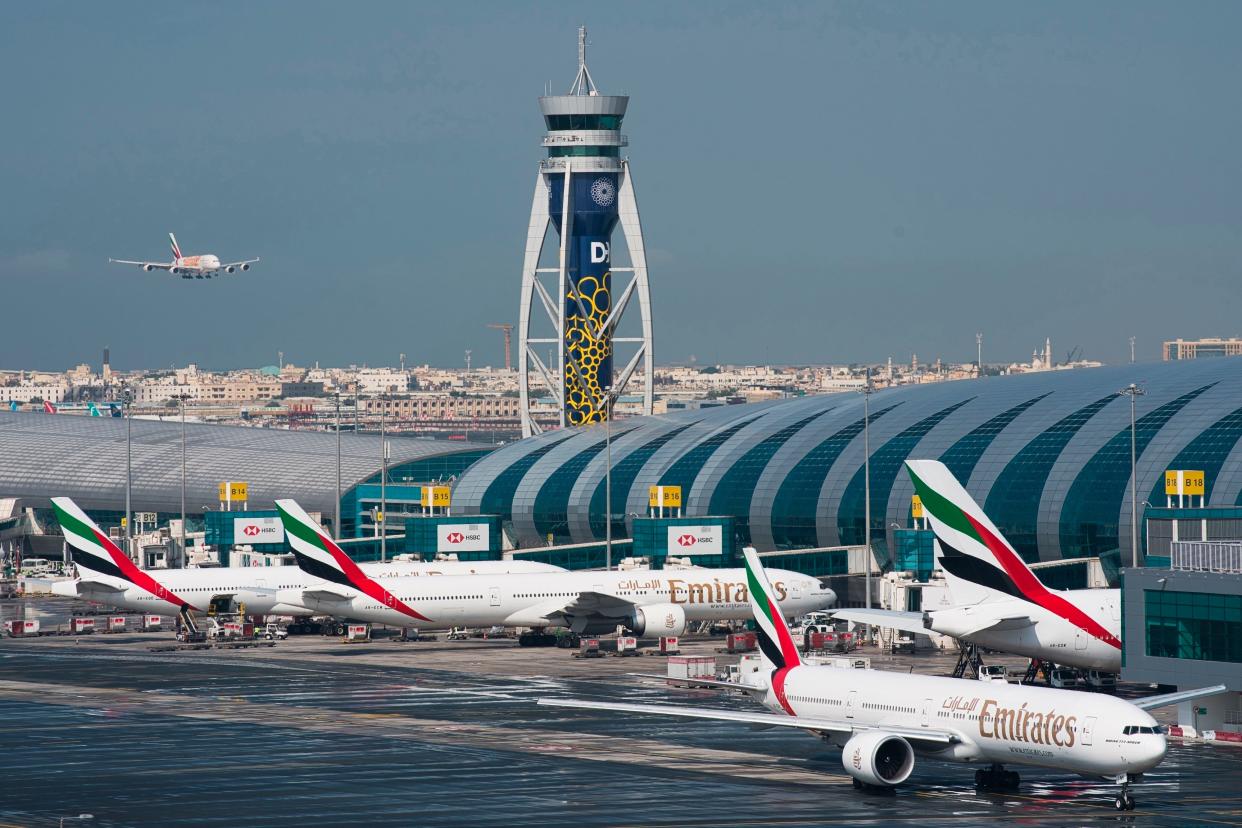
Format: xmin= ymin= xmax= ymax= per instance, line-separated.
xmin=1132 ymin=684 xmax=1228 ymax=711
xmin=833 ymin=608 xmax=928 ymax=635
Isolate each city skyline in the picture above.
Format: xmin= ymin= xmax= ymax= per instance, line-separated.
xmin=2 ymin=3 xmax=1240 ymax=369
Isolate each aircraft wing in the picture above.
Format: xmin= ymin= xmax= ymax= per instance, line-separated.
xmin=959 ymin=614 xmax=1035 ymax=635
xmin=538 ymin=698 xmax=958 ymax=746
xmin=540 ymin=590 xmax=637 ymax=623
xmin=220 ymin=257 xmax=260 ymax=269
xmin=109 ymin=259 xmax=173 ymax=270
xmin=833 ymin=608 xmax=928 ymax=635
xmin=1132 ymin=684 xmax=1228 ymax=711
xmin=299 ymin=585 xmax=356 ymax=602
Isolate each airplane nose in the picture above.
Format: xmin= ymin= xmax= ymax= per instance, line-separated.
xmin=1136 ymin=736 xmax=1168 ymax=772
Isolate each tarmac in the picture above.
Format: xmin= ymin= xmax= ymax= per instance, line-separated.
xmin=2 ymin=597 xmax=1242 ymax=828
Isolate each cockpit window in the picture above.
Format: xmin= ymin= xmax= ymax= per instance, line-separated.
xmin=1123 ymin=725 xmax=1164 ymax=735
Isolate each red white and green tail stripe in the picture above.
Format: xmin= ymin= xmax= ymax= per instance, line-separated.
xmin=742 ymin=548 xmax=801 ymax=714
xmin=275 ymin=498 xmax=431 ymax=622
xmin=52 ymin=497 xmax=198 ymax=610
xmin=905 ymin=460 xmax=1120 ymax=650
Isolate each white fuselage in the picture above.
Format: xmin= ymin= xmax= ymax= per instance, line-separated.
xmin=776 ymin=664 xmax=1164 ymax=777
xmin=172 ymin=254 xmax=221 ymax=273
xmin=279 ymin=567 xmax=835 ymax=631
xmin=52 ymin=560 xmax=567 ymax=616
xmin=927 ymin=589 xmax=1121 ymax=672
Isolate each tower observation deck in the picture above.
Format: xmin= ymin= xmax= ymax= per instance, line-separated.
xmin=518 ymin=27 xmax=654 ymax=436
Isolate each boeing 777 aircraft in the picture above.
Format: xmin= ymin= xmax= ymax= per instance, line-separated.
xmin=834 ymin=460 xmax=1122 ymax=673
xmin=539 ymin=548 xmax=1224 ymax=811
xmin=50 ymin=497 xmax=565 ymax=619
xmin=109 ymin=232 xmax=258 ymax=279
xmin=274 ymin=498 xmax=835 ymax=635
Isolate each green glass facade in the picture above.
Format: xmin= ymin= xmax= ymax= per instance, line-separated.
xmin=543 ymin=114 xmax=623 ymax=130
xmin=1145 ymin=589 xmax=1242 ymax=663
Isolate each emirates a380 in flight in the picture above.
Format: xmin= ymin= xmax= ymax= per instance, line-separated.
xmin=109 ymin=232 xmax=258 ymax=279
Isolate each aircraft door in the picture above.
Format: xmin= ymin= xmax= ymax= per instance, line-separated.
xmin=922 ymin=698 xmax=933 ymax=727
xmin=489 ymin=587 xmax=501 ymax=607
xmin=1075 ymin=631 xmax=1087 ymax=650
xmin=846 ymin=690 xmax=858 ymax=719
xmin=1082 ymin=716 xmax=1096 ymax=746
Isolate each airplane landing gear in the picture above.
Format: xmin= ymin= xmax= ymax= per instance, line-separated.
xmin=975 ymin=764 xmax=1019 ymax=789
xmin=1114 ymin=774 xmax=1136 ymax=811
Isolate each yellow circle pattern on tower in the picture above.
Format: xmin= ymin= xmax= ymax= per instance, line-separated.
xmin=564 ymin=274 xmax=612 ymax=425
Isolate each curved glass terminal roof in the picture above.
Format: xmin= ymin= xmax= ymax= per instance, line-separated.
xmin=0 ymin=412 xmax=485 ymax=515
xmin=452 ymin=360 xmax=1242 ymax=562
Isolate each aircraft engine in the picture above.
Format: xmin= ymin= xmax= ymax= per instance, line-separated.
xmin=628 ymin=603 xmax=687 ymax=637
xmin=142 ymin=264 xmax=153 ymax=272
xmin=841 ymin=731 xmax=915 ymax=787
xmin=226 ymin=266 xmax=236 ymax=273
xmin=240 ymin=263 xmax=250 ymax=271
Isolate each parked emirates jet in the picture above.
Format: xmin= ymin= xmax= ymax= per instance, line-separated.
xmin=274 ymin=498 xmax=835 ymax=635
xmin=834 ymin=460 xmax=1123 ymax=673
xmin=540 ymin=549 xmax=1224 ymax=811
xmin=109 ymin=233 xmax=258 ymax=279
xmin=49 ymin=497 xmax=565 ymax=618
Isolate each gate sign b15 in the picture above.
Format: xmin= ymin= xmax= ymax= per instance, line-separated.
xmin=233 ymin=516 xmax=282 ymax=544
xmin=1165 ymin=470 xmax=1205 ymax=496
xmin=421 ymin=486 xmax=451 ymax=508
xmin=437 ymin=523 xmax=489 ymax=552
xmin=666 ymin=525 xmax=723 ymax=555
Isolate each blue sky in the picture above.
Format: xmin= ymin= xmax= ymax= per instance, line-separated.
xmin=2 ymin=2 xmax=1239 ymax=371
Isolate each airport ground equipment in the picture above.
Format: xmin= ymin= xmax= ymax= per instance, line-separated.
xmin=517 ymin=27 xmax=653 ymax=435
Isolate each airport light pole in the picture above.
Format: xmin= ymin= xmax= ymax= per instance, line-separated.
xmin=334 ymin=391 xmax=342 ymax=540
xmin=379 ymin=393 xmax=388 ymax=562
xmin=860 ymin=371 xmax=874 ymax=612
xmin=1120 ymin=383 xmax=1146 ymax=568
xmin=179 ymin=393 xmax=188 ymax=565
xmin=976 ymin=332 xmax=983 ymax=377
xmin=124 ymin=385 xmax=132 ymax=558
xmin=604 ymin=385 xmax=614 ymax=571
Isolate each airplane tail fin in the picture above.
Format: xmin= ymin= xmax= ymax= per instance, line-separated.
xmin=275 ymin=499 xmax=431 ymax=622
xmin=742 ymin=547 xmax=802 ymax=673
xmin=43 ymin=400 xmax=57 ymax=414
xmin=108 ymin=403 xmax=121 ymax=417
xmin=9 ymin=401 xmax=17 ymax=412
xmin=905 ymin=459 xmax=1051 ymax=606
xmin=169 ymin=232 xmax=182 ymax=260
xmin=87 ymin=402 xmax=100 ymax=417
xmin=51 ymin=497 xmax=133 ymax=584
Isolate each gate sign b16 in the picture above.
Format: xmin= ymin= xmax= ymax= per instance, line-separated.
xmin=233 ymin=516 xmax=283 ymax=544
xmin=437 ymin=523 xmax=489 ymax=552
xmin=667 ymin=525 xmax=723 ymax=555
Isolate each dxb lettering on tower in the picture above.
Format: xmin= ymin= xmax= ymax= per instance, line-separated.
xmin=518 ymin=27 xmax=654 ymax=436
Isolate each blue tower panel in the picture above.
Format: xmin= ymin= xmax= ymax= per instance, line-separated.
xmin=549 ymin=172 xmax=618 ymax=425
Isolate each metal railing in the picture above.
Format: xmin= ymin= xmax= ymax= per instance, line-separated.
xmin=1171 ymin=540 xmax=1242 ymax=573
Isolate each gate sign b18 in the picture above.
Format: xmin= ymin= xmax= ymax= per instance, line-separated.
xmin=437 ymin=523 xmax=489 ymax=552
xmin=233 ymin=516 xmax=283 ymax=544
xmin=667 ymin=526 xmax=723 ymax=555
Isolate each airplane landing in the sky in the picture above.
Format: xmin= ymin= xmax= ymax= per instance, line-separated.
xmin=109 ymin=233 xmax=258 ymax=279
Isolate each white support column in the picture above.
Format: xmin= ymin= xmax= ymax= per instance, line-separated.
xmin=518 ymin=171 xmax=554 ymax=437
xmin=615 ymin=159 xmax=655 ymax=416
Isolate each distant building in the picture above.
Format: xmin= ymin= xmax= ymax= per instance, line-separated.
xmin=1164 ymin=337 xmax=1242 ymax=361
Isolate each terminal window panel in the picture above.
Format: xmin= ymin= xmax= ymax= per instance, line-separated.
xmin=1144 ymin=589 xmax=1242 ymax=664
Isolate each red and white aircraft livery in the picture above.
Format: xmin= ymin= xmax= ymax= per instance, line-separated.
xmin=540 ymin=549 xmax=1224 ymax=811
xmin=50 ymin=496 xmax=565 ymax=617
xmin=275 ymin=498 xmax=835 ymax=634
xmin=109 ymin=232 xmax=258 ymax=280
xmin=835 ymin=460 xmax=1123 ymax=672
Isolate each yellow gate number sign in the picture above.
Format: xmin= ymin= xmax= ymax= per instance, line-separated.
xmin=421 ymin=486 xmax=451 ymax=508
xmin=218 ymin=481 xmax=248 ymax=502
xmin=1165 ymin=470 xmax=1205 ymax=497
xmin=911 ymin=495 xmax=924 ymax=519
xmin=649 ymin=485 xmax=682 ymax=509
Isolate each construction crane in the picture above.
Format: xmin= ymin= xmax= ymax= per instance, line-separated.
xmin=488 ymin=323 xmax=514 ymax=371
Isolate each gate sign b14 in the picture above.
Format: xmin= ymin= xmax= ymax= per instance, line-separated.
xmin=437 ymin=523 xmax=489 ymax=552
xmin=667 ymin=525 xmax=723 ymax=555
xmin=233 ymin=516 xmax=282 ymax=544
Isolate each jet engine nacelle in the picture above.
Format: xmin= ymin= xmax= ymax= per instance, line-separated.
xmin=240 ymin=263 xmax=250 ymax=271
xmin=841 ymin=731 xmax=915 ymax=787
xmin=226 ymin=266 xmax=236 ymax=273
xmin=142 ymin=264 xmax=154 ymax=272
xmin=629 ymin=603 xmax=687 ymax=637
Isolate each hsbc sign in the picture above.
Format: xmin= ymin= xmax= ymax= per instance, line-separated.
xmin=233 ymin=516 xmax=282 ymax=544
xmin=666 ymin=525 xmax=723 ymax=555
xmin=437 ymin=523 xmax=490 ymax=553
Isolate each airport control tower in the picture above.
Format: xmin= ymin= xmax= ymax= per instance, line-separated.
xmin=518 ymin=28 xmax=653 ymax=436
